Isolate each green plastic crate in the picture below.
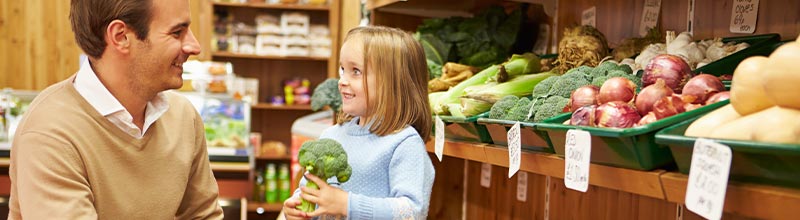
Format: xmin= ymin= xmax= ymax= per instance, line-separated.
xmin=694 ymin=33 xmax=781 ymax=76
xmin=535 ymin=100 xmax=729 ymax=170
xmin=655 ymin=116 xmax=800 ymax=188
xmin=477 ymin=118 xmax=554 ymax=153
xmin=435 ymin=112 xmax=493 ymax=144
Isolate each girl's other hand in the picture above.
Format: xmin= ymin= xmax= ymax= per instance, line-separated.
xmin=282 ymin=195 xmax=310 ymax=220
xmin=301 ymin=173 xmax=350 ymax=217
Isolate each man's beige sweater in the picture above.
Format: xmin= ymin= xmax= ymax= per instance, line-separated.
xmin=8 ymin=78 xmax=224 ymax=219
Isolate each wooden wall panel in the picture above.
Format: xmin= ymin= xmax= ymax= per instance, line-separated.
xmin=547 ymin=177 xmax=677 ymax=219
xmin=191 ymin=0 xmax=214 ymax=61
xmin=427 ymin=155 xmax=465 ymax=220
xmin=0 ymin=0 xmax=80 ymax=91
xmin=556 ymin=0 xmax=800 ymax=47
xmin=466 ymin=160 xmax=497 ymax=220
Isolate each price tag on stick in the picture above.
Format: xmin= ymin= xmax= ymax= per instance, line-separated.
xmin=508 ymin=122 xmax=522 ymax=178
xmin=564 ymin=129 xmax=591 ymax=192
xmin=434 ymin=116 xmax=445 ymax=161
xmin=685 ymin=139 xmax=732 ymax=220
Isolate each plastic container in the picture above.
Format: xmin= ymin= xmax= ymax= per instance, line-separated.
xmin=436 ymin=113 xmax=493 ymax=144
xmin=536 ymin=100 xmax=729 ymax=170
xmin=655 ymin=116 xmax=800 ymax=189
xmin=477 ymin=118 xmax=554 ymax=153
xmin=694 ymin=33 xmax=781 ymax=76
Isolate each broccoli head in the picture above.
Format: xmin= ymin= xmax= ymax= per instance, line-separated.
xmin=488 ymin=95 xmax=520 ymax=119
xmin=547 ymin=75 xmax=591 ymax=98
xmin=615 ymin=64 xmax=633 ymax=74
xmin=297 ymin=138 xmax=352 ymax=212
xmin=505 ymin=97 xmax=532 ymax=121
xmin=533 ymin=96 xmax=570 ymax=122
xmin=592 ymin=61 xmax=619 ymax=76
xmin=591 ymin=75 xmax=609 ymax=87
xmin=532 ymin=75 xmax=560 ymax=96
xmin=311 ymin=78 xmax=342 ymax=111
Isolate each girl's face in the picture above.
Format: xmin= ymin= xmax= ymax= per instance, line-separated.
xmin=338 ymin=36 xmax=376 ymax=123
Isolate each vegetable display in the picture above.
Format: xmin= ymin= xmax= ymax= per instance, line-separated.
xmin=685 ymin=39 xmax=800 ymax=145
xmin=297 ymin=138 xmax=352 ymax=212
xmin=553 ymin=25 xmax=610 ymax=73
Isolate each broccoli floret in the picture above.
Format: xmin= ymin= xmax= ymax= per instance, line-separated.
xmin=607 ymin=70 xmax=642 ymax=88
xmin=566 ymin=66 xmax=593 ymax=76
xmin=533 ymin=96 xmax=570 ymax=122
xmin=311 ymin=78 xmax=342 ymax=111
xmin=547 ymin=75 xmax=591 ymax=98
xmin=505 ymin=97 xmax=532 ymax=121
xmin=592 ymin=61 xmax=619 ymax=76
xmin=297 ymin=138 xmax=352 ymax=212
xmin=532 ymin=75 xmax=559 ymax=96
xmin=488 ymin=95 xmax=520 ymax=119
xmin=591 ymin=76 xmax=609 ymax=87
xmin=615 ymin=64 xmax=633 ymax=75
xmin=562 ymin=69 xmax=592 ymax=81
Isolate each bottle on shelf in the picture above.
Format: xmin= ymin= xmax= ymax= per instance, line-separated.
xmin=265 ymin=163 xmax=278 ymax=203
xmin=278 ymin=163 xmax=291 ymax=201
xmin=253 ymin=168 xmax=266 ymax=202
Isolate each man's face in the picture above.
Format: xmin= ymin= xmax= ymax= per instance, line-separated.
xmin=129 ymin=0 xmax=200 ymax=95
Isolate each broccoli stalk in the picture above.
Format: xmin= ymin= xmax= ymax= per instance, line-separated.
xmin=297 ymin=139 xmax=352 ymax=213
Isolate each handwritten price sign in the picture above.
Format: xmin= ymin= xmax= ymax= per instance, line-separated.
xmin=564 ymin=129 xmax=591 ymax=192
xmin=729 ymin=0 xmax=759 ymax=33
xmin=685 ymin=139 xmax=732 ymax=220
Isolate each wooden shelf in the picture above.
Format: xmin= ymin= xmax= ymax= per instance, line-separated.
xmin=210 ymin=161 xmax=251 ymax=173
xmin=255 ymin=154 xmax=292 ymax=160
xmin=212 ymin=52 xmax=329 ymax=61
xmin=252 ymin=103 xmax=312 ymax=111
xmin=661 ymin=172 xmax=800 ymax=219
xmin=247 ymin=202 xmax=284 ymax=212
xmin=425 ymin=140 xmax=668 ymax=199
xmin=213 ymin=1 xmax=329 ymax=11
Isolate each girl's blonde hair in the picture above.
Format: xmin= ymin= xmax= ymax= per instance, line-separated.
xmin=338 ymin=26 xmax=431 ymax=142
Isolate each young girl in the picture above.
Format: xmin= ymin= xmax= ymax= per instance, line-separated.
xmin=282 ymin=26 xmax=435 ymax=219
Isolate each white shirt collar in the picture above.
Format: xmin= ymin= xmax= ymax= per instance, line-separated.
xmin=73 ymin=60 xmax=170 ymax=138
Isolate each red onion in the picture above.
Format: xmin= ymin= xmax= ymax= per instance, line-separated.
xmin=652 ymin=95 xmax=686 ymax=119
xmin=595 ymin=101 xmax=641 ymax=128
xmin=569 ymin=85 xmax=600 ymax=112
xmin=636 ymin=112 xmax=658 ymax=126
xmin=705 ymin=91 xmax=730 ymax=105
xmin=684 ymin=103 xmax=702 ymax=112
xmin=571 ymin=105 xmax=597 ymax=126
xmin=635 ymin=79 xmax=674 ymax=116
xmin=599 ymin=77 xmax=637 ymax=104
xmin=642 ymin=54 xmax=694 ymax=93
xmin=718 ymin=74 xmax=734 ymax=81
xmin=682 ymin=74 xmax=725 ymax=104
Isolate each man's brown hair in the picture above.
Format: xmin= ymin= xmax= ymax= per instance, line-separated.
xmin=70 ymin=0 xmax=153 ymax=58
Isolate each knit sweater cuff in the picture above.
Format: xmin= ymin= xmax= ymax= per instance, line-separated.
xmin=348 ymin=192 xmax=374 ymax=220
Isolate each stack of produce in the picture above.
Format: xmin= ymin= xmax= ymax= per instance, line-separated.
xmin=487 ymin=61 xmax=636 ymax=123
xmin=553 ymin=25 xmax=610 ymax=74
xmin=428 ymin=63 xmax=478 ymax=93
xmin=611 ymin=27 xmax=664 ymax=61
xmin=430 ymin=53 xmax=548 ymax=117
xmin=565 ymin=55 xmax=728 ymax=128
xmin=632 ymin=31 xmax=750 ymax=71
xmin=685 ymin=37 xmax=800 ymax=145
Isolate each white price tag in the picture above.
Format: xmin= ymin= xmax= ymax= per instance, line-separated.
xmin=685 ymin=138 xmax=732 ymax=220
xmin=581 ymin=6 xmax=596 ymax=27
xmin=729 ymin=0 xmax=759 ymax=34
xmin=516 ymin=171 xmax=528 ymax=202
xmin=639 ymin=0 xmax=662 ymax=36
xmin=533 ymin=25 xmax=551 ymax=55
xmin=564 ymin=129 xmax=591 ymax=192
xmin=480 ymin=163 xmax=492 ymax=188
xmin=508 ymin=122 xmax=522 ymax=178
xmin=434 ymin=116 xmax=445 ymax=162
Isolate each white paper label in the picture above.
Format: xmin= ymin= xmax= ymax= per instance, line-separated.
xmin=480 ymin=162 xmax=492 ymax=188
xmin=564 ymin=129 xmax=591 ymax=192
xmin=730 ymin=0 xmax=759 ymax=34
xmin=533 ymin=24 xmax=551 ymax=55
xmin=687 ymin=0 xmax=695 ymax=35
xmin=581 ymin=6 xmax=596 ymax=27
xmin=516 ymin=171 xmax=528 ymax=202
xmin=434 ymin=116 xmax=444 ymax=162
xmin=639 ymin=0 xmax=662 ymax=36
xmin=685 ymin=139 xmax=732 ymax=220
xmin=508 ymin=122 xmax=522 ymax=178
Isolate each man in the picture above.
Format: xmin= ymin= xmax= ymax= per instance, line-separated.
xmin=8 ymin=0 xmax=224 ymax=219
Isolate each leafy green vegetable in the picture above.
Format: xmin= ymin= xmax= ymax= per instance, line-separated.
xmin=310 ymin=78 xmax=342 ymax=111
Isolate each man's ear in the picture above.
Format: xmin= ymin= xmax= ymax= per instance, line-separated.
xmin=106 ymin=20 xmax=130 ymax=54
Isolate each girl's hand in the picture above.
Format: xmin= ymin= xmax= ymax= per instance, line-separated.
xmin=301 ymin=173 xmax=349 ymax=217
xmin=282 ymin=196 xmax=310 ymax=219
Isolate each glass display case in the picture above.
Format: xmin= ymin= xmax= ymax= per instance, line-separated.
xmin=181 ymin=91 xmax=252 ymax=162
